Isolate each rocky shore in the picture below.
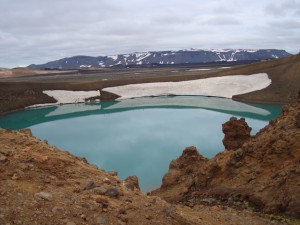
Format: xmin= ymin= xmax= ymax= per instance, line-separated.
xmin=1 ymin=129 xmax=290 ymax=225
xmin=152 ymin=102 xmax=300 ymax=219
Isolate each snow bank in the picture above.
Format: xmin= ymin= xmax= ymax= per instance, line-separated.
xmin=28 ymin=90 xmax=100 ymax=108
xmin=43 ymin=90 xmax=100 ymax=104
xmin=103 ymin=73 xmax=271 ymax=100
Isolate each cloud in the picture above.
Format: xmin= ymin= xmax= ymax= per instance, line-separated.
xmin=268 ymin=20 xmax=300 ymax=31
xmin=204 ymin=16 xmax=241 ymax=26
xmin=265 ymin=0 xmax=300 ymax=17
xmin=0 ymin=0 xmax=299 ymax=67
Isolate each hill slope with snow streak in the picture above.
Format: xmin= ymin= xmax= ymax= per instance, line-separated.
xmin=28 ymin=49 xmax=291 ymax=69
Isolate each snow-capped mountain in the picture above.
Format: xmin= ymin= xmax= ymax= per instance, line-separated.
xmin=28 ymin=49 xmax=291 ymax=69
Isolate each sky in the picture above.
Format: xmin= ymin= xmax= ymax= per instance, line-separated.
xmin=0 ymin=0 xmax=299 ymax=68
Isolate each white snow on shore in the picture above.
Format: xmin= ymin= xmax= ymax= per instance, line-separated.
xmin=187 ymin=68 xmax=211 ymax=71
xmin=44 ymin=90 xmax=100 ymax=104
xmin=103 ymin=73 xmax=271 ymax=100
xmin=28 ymin=90 xmax=100 ymax=108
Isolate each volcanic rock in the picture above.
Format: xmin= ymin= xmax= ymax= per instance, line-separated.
xmin=153 ymin=103 xmax=300 ymax=217
xmin=100 ymin=90 xmax=120 ymax=101
xmin=222 ymin=117 xmax=252 ymax=150
xmin=84 ymin=180 xmax=95 ymax=190
xmin=0 ymin=119 xmax=293 ymax=224
xmin=296 ymin=112 xmax=300 ymax=128
xmin=0 ymin=155 xmax=7 ymax=162
xmin=124 ymin=176 xmax=140 ymax=191
xmin=34 ymin=192 xmax=53 ymax=201
xmin=94 ymin=186 xmax=108 ymax=195
xmin=106 ymin=188 xmax=120 ymax=198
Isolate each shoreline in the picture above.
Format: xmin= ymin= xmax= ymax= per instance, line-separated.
xmin=0 ymin=93 xmax=286 ymax=118
xmin=1 ymin=54 xmax=300 ymax=115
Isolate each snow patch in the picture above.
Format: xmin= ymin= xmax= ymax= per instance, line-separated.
xmin=162 ymin=53 xmax=175 ymax=56
xmin=246 ymin=49 xmax=258 ymax=53
xmin=218 ymin=67 xmax=231 ymax=69
xmin=103 ymin=73 xmax=271 ymax=100
xmin=109 ymin=55 xmax=118 ymax=61
xmin=29 ymin=90 xmax=100 ymax=108
xmin=187 ymin=68 xmax=211 ymax=71
xmin=135 ymin=52 xmax=151 ymax=61
xmin=80 ymin=65 xmax=92 ymax=68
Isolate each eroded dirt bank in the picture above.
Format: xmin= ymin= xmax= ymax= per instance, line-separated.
xmin=152 ymin=103 xmax=300 ymax=219
xmin=0 ymin=130 xmax=288 ymax=225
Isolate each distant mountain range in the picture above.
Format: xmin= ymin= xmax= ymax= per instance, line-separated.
xmin=28 ymin=49 xmax=292 ymax=70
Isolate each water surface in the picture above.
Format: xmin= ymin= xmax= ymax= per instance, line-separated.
xmin=0 ymin=96 xmax=281 ymax=191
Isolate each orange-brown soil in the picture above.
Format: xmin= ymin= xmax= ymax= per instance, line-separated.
xmin=0 ymin=128 xmax=290 ymax=225
xmin=0 ymin=68 xmax=75 ymax=78
xmin=152 ymin=103 xmax=300 ymax=219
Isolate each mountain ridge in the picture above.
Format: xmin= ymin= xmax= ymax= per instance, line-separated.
xmin=28 ymin=49 xmax=291 ymax=69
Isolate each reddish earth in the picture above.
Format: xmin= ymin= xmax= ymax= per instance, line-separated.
xmin=0 ymin=129 xmax=289 ymax=225
xmin=152 ymin=102 xmax=300 ymax=220
xmin=0 ymin=68 xmax=75 ymax=78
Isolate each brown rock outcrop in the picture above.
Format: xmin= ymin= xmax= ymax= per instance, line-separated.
xmin=0 ymin=129 xmax=283 ymax=225
xmin=296 ymin=112 xmax=300 ymax=128
xmin=100 ymin=90 xmax=120 ymax=101
xmin=124 ymin=175 xmax=140 ymax=191
xmin=153 ymin=103 xmax=300 ymax=218
xmin=222 ymin=117 xmax=252 ymax=150
xmin=0 ymin=88 xmax=56 ymax=115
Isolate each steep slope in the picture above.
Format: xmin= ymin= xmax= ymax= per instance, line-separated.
xmin=152 ymin=102 xmax=300 ymax=218
xmin=0 ymin=129 xmax=284 ymax=225
xmin=220 ymin=53 xmax=300 ymax=103
xmin=28 ymin=49 xmax=291 ymax=69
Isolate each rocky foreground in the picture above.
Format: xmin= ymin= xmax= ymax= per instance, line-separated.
xmin=1 ymin=132 xmax=288 ymax=225
xmin=152 ymin=103 xmax=300 ymax=219
xmin=0 ymin=103 xmax=299 ymax=225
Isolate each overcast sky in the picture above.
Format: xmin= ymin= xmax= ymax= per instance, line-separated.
xmin=0 ymin=0 xmax=299 ymax=68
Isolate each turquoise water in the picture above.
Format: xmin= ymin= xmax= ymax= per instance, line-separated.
xmin=0 ymin=96 xmax=281 ymax=191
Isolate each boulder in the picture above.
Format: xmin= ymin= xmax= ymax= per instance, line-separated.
xmin=124 ymin=176 xmax=140 ymax=191
xmin=100 ymin=90 xmax=120 ymax=101
xmin=295 ymin=112 xmax=300 ymax=128
xmin=222 ymin=117 xmax=252 ymax=150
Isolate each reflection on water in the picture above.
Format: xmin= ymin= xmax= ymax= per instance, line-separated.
xmin=0 ymin=96 xmax=281 ymax=191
